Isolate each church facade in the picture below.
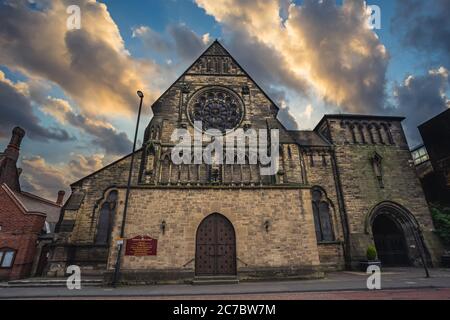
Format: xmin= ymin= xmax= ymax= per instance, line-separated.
xmin=49 ymin=41 xmax=443 ymax=283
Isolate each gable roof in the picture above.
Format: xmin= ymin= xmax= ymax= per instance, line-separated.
xmin=17 ymin=191 xmax=62 ymax=224
xmin=1 ymin=183 xmax=62 ymax=223
xmin=149 ymin=40 xmax=281 ymax=112
xmin=288 ymin=131 xmax=330 ymax=147
xmin=1 ymin=183 xmax=46 ymax=217
xmin=70 ymin=148 xmax=142 ymax=187
xmin=63 ymin=190 xmax=85 ymax=211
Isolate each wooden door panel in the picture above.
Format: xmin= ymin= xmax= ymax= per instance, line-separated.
xmin=196 ymin=213 xmax=236 ymax=276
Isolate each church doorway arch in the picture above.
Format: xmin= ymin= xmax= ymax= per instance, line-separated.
xmin=195 ymin=213 xmax=236 ymax=276
xmin=372 ymin=214 xmax=410 ymax=266
xmin=367 ymin=202 xmax=431 ymax=267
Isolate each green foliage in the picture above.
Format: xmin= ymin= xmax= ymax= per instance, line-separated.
xmin=366 ymin=245 xmax=378 ymax=261
xmin=431 ymin=205 xmax=450 ymax=247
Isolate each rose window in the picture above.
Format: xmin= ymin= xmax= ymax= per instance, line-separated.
xmin=187 ymin=87 xmax=244 ymax=133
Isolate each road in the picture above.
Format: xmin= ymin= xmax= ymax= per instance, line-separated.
xmin=1 ymin=268 xmax=450 ymax=300
xmin=57 ymin=288 xmax=450 ymax=300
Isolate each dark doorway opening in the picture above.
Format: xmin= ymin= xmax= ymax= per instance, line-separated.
xmin=372 ymin=215 xmax=410 ymax=266
xmin=195 ymin=213 xmax=236 ymax=276
xmin=35 ymin=245 xmax=50 ymax=277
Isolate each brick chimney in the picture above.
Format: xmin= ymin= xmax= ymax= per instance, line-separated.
xmin=8 ymin=127 xmax=25 ymax=151
xmin=56 ymin=190 xmax=65 ymax=205
xmin=0 ymin=127 xmax=25 ymax=191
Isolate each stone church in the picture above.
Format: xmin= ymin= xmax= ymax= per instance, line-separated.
xmin=49 ymin=41 xmax=443 ymax=283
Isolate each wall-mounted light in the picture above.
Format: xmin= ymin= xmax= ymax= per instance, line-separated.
xmin=161 ymin=220 xmax=166 ymax=235
xmin=264 ymin=220 xmax=270 ymax=233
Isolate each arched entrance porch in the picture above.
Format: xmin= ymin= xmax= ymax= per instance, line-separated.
xmin=366 ymin=202 xmax=431 ymax=267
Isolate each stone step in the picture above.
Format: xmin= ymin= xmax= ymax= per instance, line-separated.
xmin=192 ymin=276 xmax=239 ymax=285
xmin=1 ymin=278 xmax=104 ymax=288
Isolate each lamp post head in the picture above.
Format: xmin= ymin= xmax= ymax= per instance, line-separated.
xmin=137 ymin=90 xmax=144 ymax=98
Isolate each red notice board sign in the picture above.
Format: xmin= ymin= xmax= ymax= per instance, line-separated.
xmin=125 ymin=235 xmax=157 ymax=256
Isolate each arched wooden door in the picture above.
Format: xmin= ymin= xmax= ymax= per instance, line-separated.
xmin=372 ymin=214 xmax=410 ymax=266
xmin=195 ymin=213 xmax=236 ymax=276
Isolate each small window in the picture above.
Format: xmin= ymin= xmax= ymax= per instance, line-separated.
xmin=0 ymin=249 xmax=16 ymax=268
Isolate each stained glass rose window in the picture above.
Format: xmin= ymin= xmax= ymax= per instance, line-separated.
xmin=187 ymin=87 xmax=244 ymax=133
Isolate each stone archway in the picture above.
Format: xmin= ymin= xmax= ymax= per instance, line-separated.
xmin=367 ymin=202 xmax=431 ymax=267
xmin=372 ymin=214 xmax=410 ymax=266
xmin=195 ymin=213 xmax=236 ymax=276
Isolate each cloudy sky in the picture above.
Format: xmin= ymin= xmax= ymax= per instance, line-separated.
xmin=0 ymin=0 xmax=449 ymax=200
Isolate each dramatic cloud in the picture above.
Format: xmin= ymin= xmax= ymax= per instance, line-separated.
xmin=0 ymin=0 xmax=161 ymax=118
xmin=262 ymin=87 xmax=300 ymax=130
xmin=394 ymin=67 xmax=450 ymax=146
xmin=132 ymin=26 xmax=173 ymax=54
xmin=392 ymin=0 xmax=450 ymax=67
xmin=0 ymin=0 xmax=151 ymax=198
xmin=20 ymin=153 xmax=105 ymax=199
xmin=42 ymin=97 xmax=132 ymax=155
xmin=0 ymin=71 xmax=71 ymax=141
xmin=195 ymin=0 xmax=389 ymax=116
xmin=132 ymin=23 xmax=210 ymax=62
xmin=224 ymin=29 xmax=310 ymax=106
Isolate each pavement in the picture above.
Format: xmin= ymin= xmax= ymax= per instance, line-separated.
xmin=1 ymin=268 xmax=450 ymax=299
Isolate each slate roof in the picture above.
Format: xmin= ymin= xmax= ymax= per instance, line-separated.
xmin=1 ymin=184 xmax=62 ymax=232
xmin=15 ymin=191 xmax=62 ymax=225
xmin=63 ymin=191 xmax=85 ymax=211
xmin=288 ymin=130 xmax=330 ymax=147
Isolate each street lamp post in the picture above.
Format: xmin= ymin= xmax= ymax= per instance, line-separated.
xmin=407 ymin=158 xmax=431 ymax=278
xmin=112 ymin=90 xmax=144 ymax=287
xmin=414 ymin=227 xmax=430 ymax=278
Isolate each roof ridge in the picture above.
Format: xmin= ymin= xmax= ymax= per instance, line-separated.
xmin=1 ymin=183 xmax=46 ymax=216
xmin=20 ymin=191 xmax=61 ymax=207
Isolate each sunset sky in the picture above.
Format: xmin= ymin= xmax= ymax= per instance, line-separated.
xmin=0 ymin=0 xmax=449 ymax=199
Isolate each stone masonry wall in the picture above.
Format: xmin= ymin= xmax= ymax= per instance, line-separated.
xmin=62 ymin=151 xmax=143 ymax=244
xmin=301 ymin=146 xmax=345 ymax=268
xmin=107 ymin=187 xmax=321 ymax=278
xmin=324 ymin=117 xmax=443 ymax=265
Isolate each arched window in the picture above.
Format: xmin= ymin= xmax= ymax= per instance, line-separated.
xmin=223 ymin=59 xmax=229 ymax=73
xmin=145 ymin=143 xmax=156 ymax=175
xmin=358 ymin=125 xmax=366 ymax=144
xmin=375 ymin=124 xmax=384 ymax=144
xmin=95 ymin=191 xmax=118 ymax=245
xmin=322 ymin=155 xmax=327 ymax=167
xmin=368 ymin=124 xmax=376 ymax=144
xmin=349 ymin=124 xmax=357 ymax=143
xmin=311 ymin=188 xmax=335 ymax=242
xmin=381 ymin=123 xmax=394 ymax=145
xmin=215 ymin=58 xmax=221 ymax=73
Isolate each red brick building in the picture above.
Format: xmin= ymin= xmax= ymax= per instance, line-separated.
xmin=0 ymin=127 xmax=63 ymax=280
xmin=0 ymin=184 xmax=47 ymax=280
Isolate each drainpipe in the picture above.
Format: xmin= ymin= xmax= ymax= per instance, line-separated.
xmin=330 ymin=148 xmax=352 ymax=270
